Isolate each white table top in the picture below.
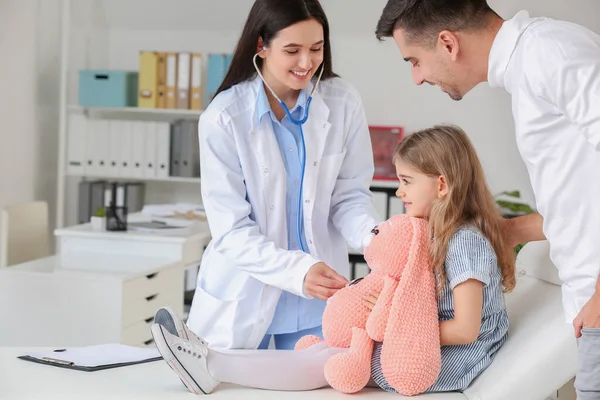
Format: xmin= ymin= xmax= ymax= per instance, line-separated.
xmin=54 ymin=214 xmax=212 ymax=244
xmin=0 ymin=252 xmax=179 ymax=280
xmin=0 ymin=347 xmax=465 ymax=400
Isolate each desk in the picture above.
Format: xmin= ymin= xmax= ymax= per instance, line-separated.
xmin=0 ymin=253 xmax=181 ymax=348
xmin=54 ymin=214 xmax=212 ymax=267
xmin=0 ymin=347 xmax=464 ymax=400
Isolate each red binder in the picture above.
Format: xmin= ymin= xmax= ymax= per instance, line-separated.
xmin=369 ymin=125 xmax=405 ymax=180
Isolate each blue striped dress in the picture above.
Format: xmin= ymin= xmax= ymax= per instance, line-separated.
xmin=371 ymin=225 xmax=509 ymax=393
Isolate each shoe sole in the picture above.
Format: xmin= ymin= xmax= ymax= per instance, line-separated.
xmin=151 ymin=324 xmax=206 ymax=395
xmin=155 ymin=307 xmax=188 ymax=340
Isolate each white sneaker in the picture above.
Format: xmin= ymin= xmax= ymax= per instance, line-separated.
xmin=151 ymin=323 xmax=220 ymax=395
xmin=154 ymin=306 xmax=207 ymax=346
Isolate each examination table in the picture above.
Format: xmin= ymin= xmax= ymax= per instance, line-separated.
xmin=0 ymin=241 xmax=577 ymax=400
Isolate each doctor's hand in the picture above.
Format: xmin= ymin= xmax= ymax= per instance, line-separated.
xmin=573 ymin=292 xmax=600 ymax=338
xmin=305 ymin=262 xmax=349 ymax=301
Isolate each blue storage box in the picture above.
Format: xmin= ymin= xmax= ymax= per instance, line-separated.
xmin=78 ymin=70 xmax=139 ymax=107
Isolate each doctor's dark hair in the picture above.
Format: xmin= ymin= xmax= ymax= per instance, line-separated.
xmin=375 ymin=0 xmax=499 ymax=47
xmin=394 ymin=125 xmax=516 ymax=294
xmin=214 ymin=0 xmax=337 ymax=99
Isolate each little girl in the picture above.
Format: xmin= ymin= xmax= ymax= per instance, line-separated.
xmin=150 ymin=124 xmax=516 ymax=395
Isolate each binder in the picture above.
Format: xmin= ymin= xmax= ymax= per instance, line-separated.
xmin=131 ymin=121 xmax=146 ymax=179
xmin=144 ymin=122 xmax=158 ymax=179
xmin=78 ymin=180 xmax=107 ymax=223
xmin=190 ymin=53 xmax=203 ymax=110
xmin=169 ymin=121 xmax=182 ymax=177
xmin=124 ymin=182 xmax=145 ymax=214
xmin=155 ymin=122 xmax=171 ymax=179
xmin=156 ymin=52 xmax=167 ymax=108
xmin=138 ymin=51 xmax=159 ymax=108
xmin=107 ymin=120 xmax=122 ymax=177
xmin=205 ymin=53 xmax=226 ymax=106
xmin=66 ymin=114 xmax=87 ymax=176
xmin=18 ymin=344 xmax=161 ymax=372
xmin=176 ymin=52 xmax=191 ymax=109
xmin=118 ymin=121 xmax=134 ymax=178
xmin=178 ymin=120 xmax=200 ymax=178
xmin=165 ymin=52 xmax=178 ymax=109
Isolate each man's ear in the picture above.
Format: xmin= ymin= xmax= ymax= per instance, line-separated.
xmin=437 ymin=30 xmax=460 ymax=62
xmin=438 ymin=176 xmax=449 ymax=198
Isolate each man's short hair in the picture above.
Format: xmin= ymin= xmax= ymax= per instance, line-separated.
xmin=375 ymin=0 xmax=498 ymax=47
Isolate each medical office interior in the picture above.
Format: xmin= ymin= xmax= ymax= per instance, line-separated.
xmin=0 ymin=0 xmax=597 ymax=398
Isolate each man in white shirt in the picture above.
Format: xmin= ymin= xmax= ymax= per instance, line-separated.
xmin=375 ymin=0 xmax=600 ymax=397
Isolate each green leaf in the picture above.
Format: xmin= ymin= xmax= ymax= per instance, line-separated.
xmin=496 ymin=200 xmax=534 ymax=214
xmin=499 ymin=190 xmax=521 ymax=198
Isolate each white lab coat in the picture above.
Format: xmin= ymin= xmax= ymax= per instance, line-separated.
xmin=488 ymin=11 xmax=600 ymax=323
xmin=186 ymin=75 xmax=382 ymax=349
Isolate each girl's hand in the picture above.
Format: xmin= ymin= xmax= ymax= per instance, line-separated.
xmin=363 ymin=291 xmax=380 ymax=310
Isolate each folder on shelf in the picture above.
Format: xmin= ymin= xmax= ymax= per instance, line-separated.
xmin=176 ymin=52 xmax=191 ymax=109
xmin=138 ymin=51 xmax=159 ymax=108
xmin=178 ymin=120 xmax=200 ymax=178
xmin=18 ymin=344 xmax=161 ymax=372
xmin=205 ymin=53 xmax=226 ymax=106
xmin=156 ymin=52 xmax=167 ymax=109
xmin=131 ymin=121 xmax=146 ymax=179
xmin=169 ymin=120 xmax=182 ymax=177
xmin=144 ymin=122 xmax=158 ymax=179
xmin=190 ymin=53 xmax=203 ymax=110
xmin=165 ymin=52 xmax=178 ymax=109
xmin=155 ymin=122 xmax=171 ymax=179
xmin=66 ymin=114 xmax=87 ymax=176
xmin=78 ymin=180 xmax=107 ymax=223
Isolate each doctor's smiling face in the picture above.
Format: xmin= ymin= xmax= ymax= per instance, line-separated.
xmin=258 ymin=18 xmax=325 ymax=93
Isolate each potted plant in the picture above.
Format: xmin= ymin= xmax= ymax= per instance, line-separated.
xmin=495 ymin=190 xmax=535 ymax=254
xmin=90 ymin=207 xmax=106 ymax=231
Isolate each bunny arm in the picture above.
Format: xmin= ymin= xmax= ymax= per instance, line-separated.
xmin=365 ymin=275 xmax=398 ymax=342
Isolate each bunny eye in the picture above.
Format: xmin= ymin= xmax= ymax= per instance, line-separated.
xmin=371 ymin=227 xmax=379 ymax=235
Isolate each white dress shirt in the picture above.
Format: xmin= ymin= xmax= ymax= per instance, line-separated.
xmin=488 ymin=10 xmax=600 ymax=323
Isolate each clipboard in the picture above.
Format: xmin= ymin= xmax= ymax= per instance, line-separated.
xmin=18 ymin=344 xmax=162 ymax=372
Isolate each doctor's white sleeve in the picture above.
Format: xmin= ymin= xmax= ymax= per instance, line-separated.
xmin=329 ymin=95 xmax=382 ymax=253
xmin=198 ymin=117 xmax=318 ymax=298
xmin=548 ymin=33 xmax=600 ymax=150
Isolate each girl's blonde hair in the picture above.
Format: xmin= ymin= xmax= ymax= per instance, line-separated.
xmin=395 ymin=125 xmax=516 ymax=293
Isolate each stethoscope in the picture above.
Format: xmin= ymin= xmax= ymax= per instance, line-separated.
xmin=253 ymin=50 xmax=325 ymax=253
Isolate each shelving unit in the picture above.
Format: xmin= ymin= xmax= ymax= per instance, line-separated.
xmin=54 ymin=0 xmax=404 ymax=232
xmin=68 ymin=105 xmax=203 ymax=119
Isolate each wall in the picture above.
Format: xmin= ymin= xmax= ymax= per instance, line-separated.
xmin=0 ymin=0 xmax=61 ymax=256
xmin=94 ymin=0 xmax=600 ymax=210
xmin=2 ymin=0 xmax=600 ymax=236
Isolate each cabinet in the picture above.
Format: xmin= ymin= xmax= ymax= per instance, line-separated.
xmin=0 ymin=252 xmax=183 ymax=348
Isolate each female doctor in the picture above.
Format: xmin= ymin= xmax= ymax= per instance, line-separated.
xmin=185 ymin=0 xmax=381 ymax=350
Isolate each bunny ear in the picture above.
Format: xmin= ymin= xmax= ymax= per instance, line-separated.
xmin=379 ymin=217 xmax=442 ymax=396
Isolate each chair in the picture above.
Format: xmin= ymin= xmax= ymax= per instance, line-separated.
xmin=0 ymin=201 xmax=51 ymax=268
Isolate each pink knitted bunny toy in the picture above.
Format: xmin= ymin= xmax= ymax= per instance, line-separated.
xmin=295 ymin=214 xmax=441 ymax=395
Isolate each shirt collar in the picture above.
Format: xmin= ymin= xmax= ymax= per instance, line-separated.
xmin=256 ymin=81 xmax=307 ymax=123
xmin=488 ymin=10 xmax=541 ymax=89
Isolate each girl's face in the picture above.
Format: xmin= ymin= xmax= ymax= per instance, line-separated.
xmin=394 ymin=158 xmax=447 ymax=218
xmin=259 ymin=19 xmax=325 ymax=92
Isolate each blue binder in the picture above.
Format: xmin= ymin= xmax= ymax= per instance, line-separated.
xmin=204 ymin=53 xmax=233 ymax=106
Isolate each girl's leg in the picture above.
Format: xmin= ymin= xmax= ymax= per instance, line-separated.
xmin=207 ymin=341 xmax=346 ymax=391
xmin=274 ymin=325 xmax=324 ymax=350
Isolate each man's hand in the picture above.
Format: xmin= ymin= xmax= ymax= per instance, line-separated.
xmin=304 ymin=262 xmax=348 ymax=301
xmin=500 ymin=213 xmax=545 ymax=248
xmin=573 ymin=293 xmax=600 ymax=338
